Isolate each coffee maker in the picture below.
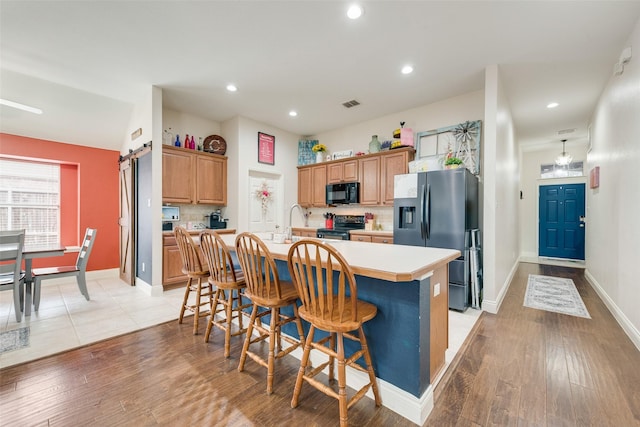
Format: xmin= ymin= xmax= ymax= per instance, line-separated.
xmin=208 ymin=209 xmax=226 ymax=229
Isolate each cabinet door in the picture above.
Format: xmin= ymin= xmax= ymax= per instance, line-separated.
xmin=381 ymin=150 xmax=409 ymax=205
xmin=196 ymin=154 xmax=227 ymax=205
xmin=163 ymin=149 xmax=193 ymax=203
xmin=351 ymin=234 xmax=372 ymax=242
xmin=311 ymin=165 xmax=327 ymax=207
xmin=358 ymin=157 xmax=380 ymax=205
xmin=298 ymin=167 xmax=312 ymax=207
xmin=327 ymin=160 xmax=359 ymax=184
xmin=163 ymin=245 xmax=187 ymax=285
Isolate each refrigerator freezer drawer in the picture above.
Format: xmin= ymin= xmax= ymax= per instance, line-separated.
xmin=449 ymin=283 xmax=469 ymax=311
xmin=448 ymin=259 xmax=467 ymax=285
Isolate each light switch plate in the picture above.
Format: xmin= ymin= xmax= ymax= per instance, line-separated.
xmin=434 ymin=283 xmax=440 ymax=296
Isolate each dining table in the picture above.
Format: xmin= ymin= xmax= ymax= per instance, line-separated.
xmin=22 ymin=243 xmax=66 ymax=316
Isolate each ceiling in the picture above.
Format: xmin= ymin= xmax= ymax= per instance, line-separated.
xmin=1 ymin=1 xmax=639 ymax=153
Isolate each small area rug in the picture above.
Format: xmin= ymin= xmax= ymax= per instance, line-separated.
xmin=0 ymin=327 xmax=30 ymax=354
xmin=524 ymin=274 xmax=590 ymax=319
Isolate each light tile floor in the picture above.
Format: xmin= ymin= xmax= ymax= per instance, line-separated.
xmin=0 ymin=275 xmax=185 ymax=368
xmin=0 ymin=276 xmax=482 ymax=374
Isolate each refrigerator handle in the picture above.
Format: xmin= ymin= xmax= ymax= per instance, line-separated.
xmin=420 ymin=184 xmax=426 ymax=240
xmin=425 ymin=184 xmax=431 ymax=239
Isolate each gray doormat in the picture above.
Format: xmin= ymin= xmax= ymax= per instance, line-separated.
xmin=524 ymin=274 xmax=591 ymax=319
xmin=0 ymin=327 xmax=30 ymax=354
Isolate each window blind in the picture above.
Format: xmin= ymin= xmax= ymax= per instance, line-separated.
xmin=0 ymin=158 xmax=60 ymax=245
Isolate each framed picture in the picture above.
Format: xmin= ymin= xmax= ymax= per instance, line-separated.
xmin=258 ymin=132 xmax=275 ymax=165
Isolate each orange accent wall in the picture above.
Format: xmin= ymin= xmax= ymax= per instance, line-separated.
xmin=0 ymin=133 xmax=120 ymax=271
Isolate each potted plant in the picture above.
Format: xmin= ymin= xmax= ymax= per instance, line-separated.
xmin=444 ymin=157 xmax=463 ymax=169
xmin=312 ymin=143 xmax=327 ymax=163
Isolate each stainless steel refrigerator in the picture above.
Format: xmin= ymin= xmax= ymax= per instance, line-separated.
xmin=393 ymin=169 xmax=480 ymax=311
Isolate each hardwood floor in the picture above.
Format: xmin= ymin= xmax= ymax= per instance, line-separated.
xmin=1 ymin=262 xmax=638 ymax=426
xmin=426 ymin=262 xmax=640 ymax=427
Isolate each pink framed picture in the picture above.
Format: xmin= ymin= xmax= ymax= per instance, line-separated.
xmin=258 ymin=132 xmax=275 ymax=165
xmin=590 ymin=166 xmax=600 ymax=188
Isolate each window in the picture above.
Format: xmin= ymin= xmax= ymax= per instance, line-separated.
xmin=540 ymin=161 xmax=584 ymax=179
xmin=0 ymin=158 xmax=60 ymax=245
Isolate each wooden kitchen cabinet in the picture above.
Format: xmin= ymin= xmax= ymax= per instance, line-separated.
xmin=381 ymin=149 xmax=412 ymax=205
xmin=372 ymin=235 xmax=393 ymax=244
xmin=163 ymin=147 xmax=194 ymax=203
xmin=195 ymin=154 xmax=227 ymax=205
xmin=358 ymin=156 xmax=381 ymax=205
xmin=430 ymin=265 xmax=449 ymax=382
xmin=350 ymin=232 xmax=393 ymax=244
xmin=292 ymin=228 xmax=317 ymax=238
xmin=350 ymin=234 xmax=372 ymax=242
xmin=327 ymin=159 xmax=358 ymax=184
xmin=298 ymin=164 xmax=327 ymax=208
xmin=163 ymin=146 xmax=227 ymax=205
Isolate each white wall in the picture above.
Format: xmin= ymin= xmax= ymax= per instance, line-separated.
xmin=162 ymin=108 xmax=222 ymax=148
xmin=224 ymin=116 xmax=301 ymax=231
xmin=482 ymin=65 xmax=519 ymax=314
xmin=518 ymin=144 xmax=588 ymax=259
xmin=585 ymin=17 xmax=640 ymax=347
xmin=313 ymin=90 xmax=485 ymax=155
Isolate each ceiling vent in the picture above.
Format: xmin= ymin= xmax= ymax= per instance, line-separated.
xmin=342 ymin=99 xmax=360 ymax=108
xmin=557 ymin=128 xmax=576 ymax=135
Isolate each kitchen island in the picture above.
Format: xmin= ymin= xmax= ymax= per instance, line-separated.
xmin=219 ymin=234 xmax=459 ymax=425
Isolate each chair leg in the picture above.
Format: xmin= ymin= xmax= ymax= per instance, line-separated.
xmin=33 ymin=278 xmax=42 ymax=311
xmin=266 ymin=307 xmax=278 ymax=395
xmin=179 ymin=277 xmax=193 ymax=324
xmin=77 ymin=272 xmax=90 ymax=301
xmin=238 ymin=304 xmax=258 ymax=372
xmin=224 ymin=289 xmax=234 ymax=358
xmin=193 ymin=278 xmax=203 ymax=335
xmin=12 ymin=282 xmax=22 ymax=322
xmin=359 ymin=326 xmax=382 ymax=406
xmin=337 ymin=332 xmax=348 ymax=427
xmin=205 ymin=288 xmax=222 ymax=343
xmin=291 ymin=325 xmax=315 ymax=408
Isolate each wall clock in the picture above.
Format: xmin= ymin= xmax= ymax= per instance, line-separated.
xmin=203 ymin=135 xmax=227 ymax=155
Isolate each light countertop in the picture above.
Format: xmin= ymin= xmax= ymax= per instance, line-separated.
xmin=220 ymin=233 xmax=459 ymax=283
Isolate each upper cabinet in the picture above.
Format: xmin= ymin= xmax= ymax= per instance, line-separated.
xmin=297 ymin=147 xmax=414 ymax=208
xmin=327 ymin=159 xmax=358 ymax=184
xmin=163 ymin=146 xmax=227 ymax=205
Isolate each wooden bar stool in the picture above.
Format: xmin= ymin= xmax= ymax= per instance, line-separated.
xmin=287 ymin=240 xmax=382 ymax=426
xmin=234 ymin=232 xmax=305 ymax=395
xmin=174 ymin=226 xmax=212 ymax=335
xmin=200 ymin=229 xmax=251 ymax=357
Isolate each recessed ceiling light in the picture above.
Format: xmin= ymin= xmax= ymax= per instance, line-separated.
xmin=0 ymin=98 xmax=43 ymax=114
xmin=401 ymin=65 xmax=414 ymax=75
xmin=289 ymin=111 xmax=298 ymax=117
xmin=226 ymin=84 xmax=237 ymax=92
xmin=347 ymin=4 xmax=363 ymax=19
xmin=547 ymin=102 xmax=559 ymax=109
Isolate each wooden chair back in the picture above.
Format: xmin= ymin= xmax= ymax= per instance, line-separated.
xmin=75 ymin=228 xmax=97 ymax=271
xmin=174 ymin=226 xmax=207 ymax=276
xmin=287 ymin=240 xmax=359 ymax=329
xmin=234 ymin=232 xmax=284 ymax=306
xmin=200 ymin=229 xmax=241 ymax=286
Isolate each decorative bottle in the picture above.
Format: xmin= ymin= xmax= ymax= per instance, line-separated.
xmin=163 ymin=128 xmax=173 ymax=145
xmin=174 ymin=134 xmax=181 ymax=147
xmin=189 ymin=135 xmax=195 ymax=150
xmin=198 ymin=136 xmax=203 ymax=151
xmin=185 ymin=134 xmax=190 ymax=149
xmin=369 ymin=135 xmax=381 ymax=153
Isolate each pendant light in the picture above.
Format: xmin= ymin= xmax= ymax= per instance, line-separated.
xmin=555 ymin=139 xmax=572 ymax=166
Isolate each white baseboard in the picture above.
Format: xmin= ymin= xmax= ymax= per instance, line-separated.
xmin=482 ymin=259 xmax=519 ymax=314
xmin=520 ymin=253 xmax=586 ymax=269
xmin=584 ymin=269 xmax=640 ymax=351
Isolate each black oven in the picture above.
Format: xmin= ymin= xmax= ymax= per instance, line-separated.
xmin=316 ymin=229 xmax=350 ymax=240
xmin=316 ymin=214 xmax=365 ymax=241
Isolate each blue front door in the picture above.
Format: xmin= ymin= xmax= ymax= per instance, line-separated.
xmin=539 ymin=184 xmax=585 ymax=260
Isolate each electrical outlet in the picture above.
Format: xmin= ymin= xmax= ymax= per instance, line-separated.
xmin=141 ymin=262 xmax=145 ymax=272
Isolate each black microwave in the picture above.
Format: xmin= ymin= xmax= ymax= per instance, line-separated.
xmin=326 ymin=182 xmax=359 ymax=205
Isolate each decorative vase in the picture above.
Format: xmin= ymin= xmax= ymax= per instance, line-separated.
xmin=316 ymin=152 xmax=324 ymax=163
xmin=369 ymin=135 xmax=381 ymax=153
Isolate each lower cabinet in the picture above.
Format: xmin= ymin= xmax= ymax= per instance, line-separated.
xmin=292 ymin=228 xmax=317 ymax=238
xmin=350 ymin=233 xmax=393 ymax=244
xmin=162 ymin=229 xmax=235 ymax=288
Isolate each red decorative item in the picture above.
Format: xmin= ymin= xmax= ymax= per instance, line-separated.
xmin=325 ymin=219 xmax=333 ymax=229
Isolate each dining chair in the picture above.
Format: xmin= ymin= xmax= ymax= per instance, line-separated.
xmin=0 ymin=229 xmax=26 ymax=322
xmin=234 ymin=232 xmax=305 ymax=395
xmin=174 ymin=226 xmax=212 ymax=335
xmin=287 ymin=239 xmax=381 ymax=426
xmin=32 ymin=228 xmax=97 ymax=311
xmin=200 ymin=229 xmax=251 ymax=357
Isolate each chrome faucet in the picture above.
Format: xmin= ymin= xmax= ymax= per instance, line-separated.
xmin=288 ymin=203 xmax=305 ymax=240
